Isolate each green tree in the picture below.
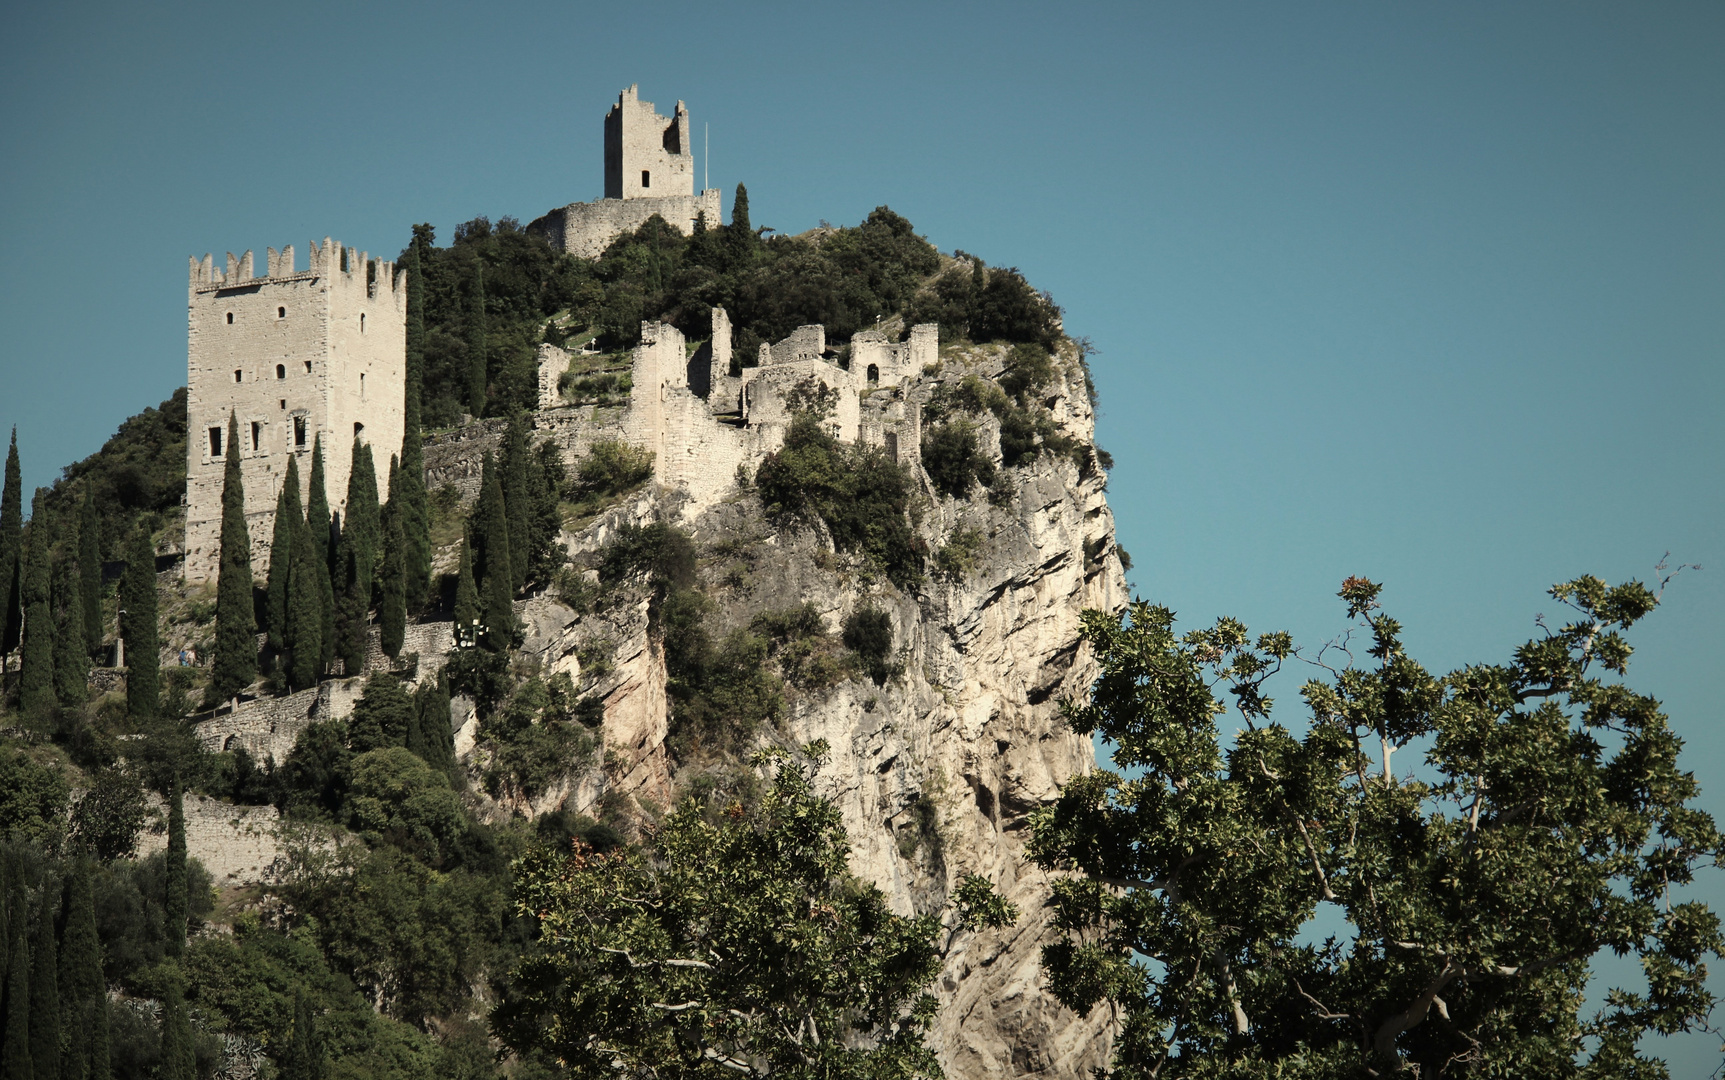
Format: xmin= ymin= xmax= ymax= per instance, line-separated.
xmin=163 ymin=774 xmax=187 ymax=958
xmin=3 ymin=903 xmax=30 ymax=1080
xmin=412 ymin=679 xmax=455 ymax=781
xmin=401 ymin=227 xmax=434 ymax=615
xmin=120 ymin=525 xmax=158 ymax=722
xmin=500 ymin=412 xmax=532 ymax=594
xmin=51 ymin=526 xmax=88 ymax=710
xmin=335 ymin=440 xmax=381 ymax=677
xmin=471 ymin=454 xmax=517 ymax=649
xmin=78 ymin=485 xmax=101 ymax=657
xmin=452 ymin=536 xmax=479 ymax=638
xmin=287 ymin=512 xmax=324 ymax=692
xmin=157 ymin=975 xmax=195 ymax=1080
xmin=1 ymin=428 xmax=22 ymax=659
xmin=210 ymin=412 xmax=256 ymax=704
xmin=727 ymin=182 xmax=755 ymax=269
xmin=28 ymin=879 xmax=59 ymax=1080
xmin=0 ymin=750 xmax=69 ymax=848
xmin=1028 ymin=578 xmax=1724 ymax=1078
xmin=266 ymin=455 xmax=304 ymax=659
xmin=278 ymin=990 xmax=328 ymax=1080
xmin=495 ymin=744 xmax=942 ymax=1080
xmin=58 ymin=861 xmax=111 ymax=1080
xmin=19 ymin=493 xmax=56 ymax=723
xmin=379 ymin=458 xmax=406 ymax=660
xmin=305 ymin=437 xmax=337 ymax=674
xmin=467 ymin=260 xmax=488 ymax=417
xmin=69 ymin=768 xmax=146 ymax=861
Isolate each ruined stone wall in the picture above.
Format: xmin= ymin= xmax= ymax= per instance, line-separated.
xmin=604 ymin=85 xmax=694 ymax=200
xmin=528 ymin=189 xmax=722 ymax=260
xmin=137 ymin=792 xmax=285 ymax=886
xmin=185 ymin=239 xmax=405 ymax=582
xmin=537 ymin=343 xmax=570 ymax=410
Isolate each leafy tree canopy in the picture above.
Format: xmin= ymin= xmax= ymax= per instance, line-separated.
xmin=1028 ymin=576 xmax=1724 ymax=1079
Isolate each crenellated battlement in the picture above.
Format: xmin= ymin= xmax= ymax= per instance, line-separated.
xmin=189 ymin=237 xmax=404 ymax=301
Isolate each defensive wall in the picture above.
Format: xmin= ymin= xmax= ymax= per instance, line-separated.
xmin=185 ymin=240 xmax=405 ymax=582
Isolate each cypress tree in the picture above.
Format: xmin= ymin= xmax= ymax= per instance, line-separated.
xmin=1 ymin=428 xmax=23 ymax=659
xmin=58 ymin=863 xmax=110 ymax=1080
xmin=471 ymin=453 xmax=510 ymax=593
xmin=501 ymin=413 xmax=532 ymax=593
xmin=334 ymin=531 xmax=367 ymax=679
xmin=727 ymin=183 xmax=754 ymax=268
xmin=163 ymin=775 xmax=187 ymax=958
xmin=121 ymin=526 xmax=158 ymax=722
xmin=20 ymin=494 xmax=56 ymax=723
xmin=452 ymin=537 xmax=479 ymax=634
xmin=305 ymin=436 xmax=332 ymax=574
xmin=379 ymin=459 xmax=406 ymax=660
xmin=481 ymin=556 xmax=516 ymax=653
xmin=401 ymin=234 xmax=433 ymax=615
xmin=51 ymin=538 xmax=88 ymax=710
xmin=266 ymin=456 xmax=303 ymax=659
xmin=157 ymin=978 xmax=195 ymax=1080
xmin=28 ymin=881 xmax=58 ymax=1080
xmin=3 ymin=911 xmax=30 ymax=1080
xmin=279 ymin=990 xmax=327 ymax=1080
xmin=78 ymin=486 xmax=101 ymax=658
xmin=467 ymin=261 xmax=488 ymax=418
xmin=287 ymin=519 xmax=323 ymax=692
xmin=210 ymin=412 xmax=256 ymax=704
xmin=345 ymin=441 xmax=381 ymax=599
xmin=413 ymin=679 xmax=456 ymax=782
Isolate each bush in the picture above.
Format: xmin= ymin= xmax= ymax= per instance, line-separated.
xmin=345 ymin=747 xmax=467 ymax=863
xmin=750 ymin=605 xmax=848 ymax=691
xmin=922 ymin=420 xmax=995 ymax=499
xmin=935 ymin=528 xmax=986 ymax=580
xmin=0 ymin=745 xmax=70 ymax=848
xmin=479 ymin=675 xmax=599 ymax=804
xmin=755 ymin=415 xmax=924 ymax=587
xmin=843 ymin=607 xmax=896 ymax=685
xmin=598 ymin=522 xmax=696 ymax=591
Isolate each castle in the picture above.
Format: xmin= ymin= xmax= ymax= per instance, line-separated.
xmin=184 ymin=242 xmax=405 ymax=582
xmin=528 ymin=85 xmax=724 ymax=258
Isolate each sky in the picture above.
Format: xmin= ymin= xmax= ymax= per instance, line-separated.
xmin=2 ymin=0 xmax=1721 ymax=1070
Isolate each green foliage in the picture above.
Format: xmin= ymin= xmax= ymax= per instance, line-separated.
xmin=162 ymin=776 xmax=186 ymax=957
xmin=345 ymin=748 xmax=466 ymax=863
xmin=79 ymin=483 xmax=102 ymax=656
xmin=210 ymin=413 xmax=256 ymax=703
xmin=1 ymin=429 xmax=23 ymax=657
xmin=4 ymin=894 xmax=32 ymax=1079
xmin=953 ymin=873 xmax=1018 ymax=933
xmin=495 ymin=746 xmax=942 ymax=1079
xmin=286 ymin=513 xmax=324 ymax=692
xmin=51 ymin=527 xmax=89 ymax=708
xmin=69 ymin=767 xmax=146 ymax=861
xmin=471 ymin=453 xmax=519 ymax=650
xmin=921 ymin=419 xmax=995 ymax=500
xmin=267 ymin=453 xmax=304 ymax=657
xmin=598 ymin=522 xmax=696 ymax=592
xmin=380 ymin=459 xmax=407 ymax=659
xmin=347 ymin=673 xmax=416 ymax=754
xmin=0 ymin=747 xmax=69 ymax=848
xmin=843 ymin=607 xmax=896 ymax=685
xmin=1028 ymin=579 xmax=1724 ymax=1078
xmin=36 ymin=389 xmax=188 ymax=564
xmin=755 ymin=414 xmax=924 ymax=588
xmin=934 ymin=528 xmax=985 ymax=580
xmin=60 ymin=860 xmax=112 ymax=1080
xmin=479 ymin=674 xmax=598 ymax=805
xmin=571 ymin=440 xmax=654 ymax=506
xmin=120 ymin=526 xmax=158 ymax=722
xmin=748 ymin=605 xmax=848 ymax=691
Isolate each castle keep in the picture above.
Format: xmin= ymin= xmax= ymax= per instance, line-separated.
xmin=529 ymin=85 xmax=723 ymax=258
xmin=184 ymin=241 xmax=405 ymax=582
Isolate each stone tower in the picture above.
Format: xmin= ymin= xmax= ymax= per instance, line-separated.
xmin=184 ymin=240 xmax=406 ymax=583
xmin=605 ymin=84 xmax=694 ymax=200
xmin=529 ymin=85 xmax=722 ymax=258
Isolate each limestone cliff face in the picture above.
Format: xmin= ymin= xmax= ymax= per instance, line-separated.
xmin=502 ymin=343 xmax=1128 ymax=1079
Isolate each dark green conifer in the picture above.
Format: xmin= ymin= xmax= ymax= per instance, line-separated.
xmin=210 ymin=412 xmax=256 ymax=704
xmin=467 ymin=261 xmax=489 ymax=417
xmin=78 ymin=486 xmax=101 ymax=657
xmin=401 ymin=237 xmax=432 ymax=615
xmin=379 ymin=459 xmax=406 ymax=660
xmin=157 ymin=977 xmax=195 ymax=1080
xmin=51 ymin=534 xmax=88 ymax=709
xmin=305 ymin=436 xmax=332 ymax=573
xmin=345 ymin=440 xmax=381 ymax=600
xmin=121 ymin=526 xmax=158 ymax=721
xmin=20 ymin=493 xmax=56 ymax=723
xmin=413 ymin=679 xmax=456 ymax=782
xmin=58 ymin=863 xmax=109 ymax=1080
xmin=163 ymin=775 xmax=187 ymax=957
xmin=1 ymin=428 xmax=23 ymax=658
xmin=266 ymin=456 xmax=304 ymax=658
xmin=453 ymin=536 xmax=479 ymax=634
xmin=3 ymin=910 xmax=30 ymax=1080
xmin=471 ymin=453 xmax=511 ymax=593
xmin=287 ymin=520 xmax=323 ymax=692
xmin=727 ymin=183 xmax=754 ymax=268
xmin=501 ymin=412 xmax=532 ymax=593
xmin=28 ymin=881 xmax=58 ymax=1080
xmin=334 ymin=532 xmax=367 ymax=679
xmin=278 ymin=990 xmax=327 ymax=1080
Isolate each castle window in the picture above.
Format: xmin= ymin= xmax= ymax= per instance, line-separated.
xmin=360 ymin=313 xmax=365 ymax=332
xmin=293 ymin=416 xmax=306 ymax=448
xmin=234 ymin=369 xmax=242 ymax=383
xmin=279 ymin=399 xmax=286 ymax=410
xmin=276 ymin=364 xmax=286 ymax=380
xmin=867 ymin=364 xmax=880 ymax=386
xmin=359 ymin=373 xmax=365 ymax=399
xmin=251 ymin=422 xmax=261 ymax=451
xmin=304 ymin=361 xmax=312 ymax=373
xmin=278 ymin=306 xmax=286 ymax=318
xmin=641 ymin=170 xmax=650 ymax=189
xmin=226 ymin=312 xmax=233 ymax=324
xmin=353 ymin=422 xmax=364 ymax=439
xmin=208 ymin=427 xmax=223 ymax=458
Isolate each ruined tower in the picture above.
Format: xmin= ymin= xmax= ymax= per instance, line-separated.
xmin=529 ymin=85 xmax=723 ymax=258
xmin=184 ymin=241 xmax=406 ymax=583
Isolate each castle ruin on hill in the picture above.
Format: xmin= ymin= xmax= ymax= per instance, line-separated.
xmin=184 ymin=241 xmax=405 ymax=582
xmin=529 ymin=84 xmax=723 ymax=258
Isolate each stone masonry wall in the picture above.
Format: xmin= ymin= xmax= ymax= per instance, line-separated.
xmin=528 ymin=190 xmax=722 ymax=260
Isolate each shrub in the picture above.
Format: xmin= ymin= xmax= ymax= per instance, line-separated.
xmin=935 ymin=528 xmax=985 ymax=580
xmin=598 ymin=522 xmax=696 ymax=590
xmin=843 ymin=607 xmax=896 ymax=684
xmin=572 ymin=440 xmax=655 ymax=505
xmin=921 ymin=420 xmax=995 ymax=499
xmin=345 ymin=747 xmax=466 ymax=863
xmin=750 ymin=604 xmax=848 ymax=691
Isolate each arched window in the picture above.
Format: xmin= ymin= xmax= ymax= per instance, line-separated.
xmin=354 ymin=422 xmax=365 ymax=438
xmin=276 ymin=364 xmax=286 ymax=380
xmin=233 ymin=369 xmax=242 ymax=383
xmin=277 ymin=306 xmax=286 ymax=318
xmin=226 ymin=312 xmax=234 ymax=324
xmin=867 ymin=364 xmax=880 ymax=385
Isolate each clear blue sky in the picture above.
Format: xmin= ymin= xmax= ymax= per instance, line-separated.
xmin=3 ymin=0 xmax=1721 ymax=1069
